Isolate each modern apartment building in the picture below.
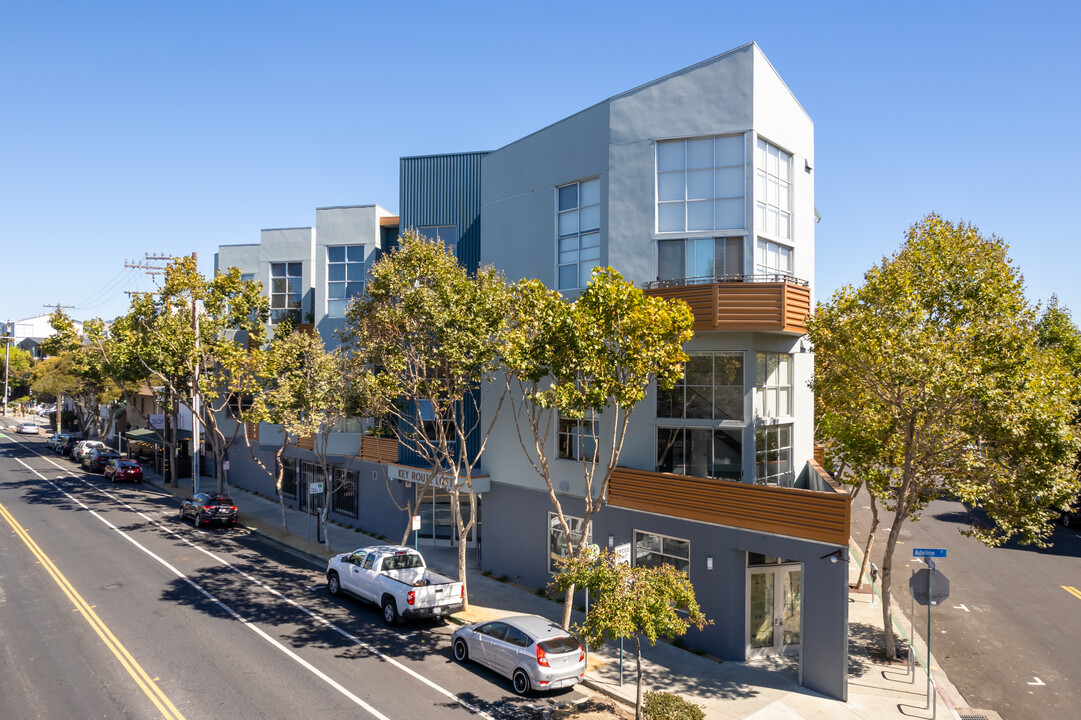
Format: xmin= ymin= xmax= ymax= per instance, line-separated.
xmin=215 ymin=43 xmax=850 ymax=700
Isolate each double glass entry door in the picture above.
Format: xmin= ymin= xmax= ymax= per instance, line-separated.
xmin=747 ymin=564 xmax=801 ymax=657
xmin=415 ymin=487 xmax=478 ymax=547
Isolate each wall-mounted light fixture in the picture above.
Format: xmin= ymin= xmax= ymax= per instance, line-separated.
xmin=707 ymin=556 xmax=714 ymax=571
xmin=608 ymin=535 xmax=614 ymax=548
xmin=820 ymin=549 xmax=847 ymax=564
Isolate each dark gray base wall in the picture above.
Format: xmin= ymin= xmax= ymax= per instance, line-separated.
xmin=218 ymin=447 xmax=413 ymax=545
xmin=480 ymin=481 xmax=848 ymax=702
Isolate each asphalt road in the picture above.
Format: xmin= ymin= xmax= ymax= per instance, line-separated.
xmin=0 ymin=430 xmax=589 ymax=720
xmin=849 ymin=489 xmax=1081 ymax=720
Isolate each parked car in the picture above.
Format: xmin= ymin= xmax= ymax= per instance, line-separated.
xmin=45 ymin=433 xmax=62 ymax=450
xmin=451 ymin=614 xmax=585 ymax=695
xmin=103 ymin=458 xmax=143 ymax=483
xmin=325 ymin=545 xmax=465 ymax=624
xmin=58 ymin=435 xmax=81 ymax=456
xmin=71 ymin=440 xmax=104 ymax=463
xmin=16 ymin=422 xmax=39 ymax=434
xmin=83 ymin=448 xmax=121 ymax=473
xmin=179 ymin=493 xmax=238 ymax=528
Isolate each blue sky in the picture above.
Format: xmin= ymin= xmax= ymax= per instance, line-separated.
xmin=2 ymin=1 xmax=1078 ymax=328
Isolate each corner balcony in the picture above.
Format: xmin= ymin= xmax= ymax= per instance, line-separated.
xmin=643 ymin=274 xmax=811 ymax=335
xmin=608 ymin=460 xmax=849 ymax=545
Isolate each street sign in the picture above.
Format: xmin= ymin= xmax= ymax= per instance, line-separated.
xmin=909 ymin=568 xmax=950 ymax=606
xmin=309 ymin=481 xmax=324 ymax=494
xmin=614 ymin=543 xmax=632 ymax=566
xmin=912 ymin=548 xmax=947 ymax=558
xmin=412 ymin=514 xmax=422 ymax=531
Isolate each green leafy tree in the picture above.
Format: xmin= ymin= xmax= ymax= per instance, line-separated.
xmin=503 ymin=268 xmax=693 ymax=628
xmin=42 ymin=311 xmax=125 ymax=440
xmin=3 ymin=345 xmax=35 ymax=409
xmin=553 ymin=551 xmax=710 ymax=720
xmin=342 ymin=231 xmax=512 ymax=609
xmin=808 ymin=214 xmax=1081 ymax=658
xmin=246 ymin=325 xmax=356 ymax=541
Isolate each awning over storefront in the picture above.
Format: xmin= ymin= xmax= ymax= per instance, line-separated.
xmin=124 ymin=427 xmax=192 ymax=447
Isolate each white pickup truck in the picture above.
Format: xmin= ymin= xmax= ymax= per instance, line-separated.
xmin=326 ymin=545 xmax=464 ymax=624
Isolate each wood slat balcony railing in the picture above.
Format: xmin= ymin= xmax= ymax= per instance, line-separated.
xmin=643 ymin=275 xmax=812 ymax=334
xmin=608 ymin=464 xmax=850 ymax=546
xmin=359 ymin=436 xmax=399 ymax=464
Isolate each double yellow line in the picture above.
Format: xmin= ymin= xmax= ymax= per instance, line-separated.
xmin=1064 ymin=586 xmax=1081 ymax=602
xmin=0 ymin=500 xmax=185 ymax=719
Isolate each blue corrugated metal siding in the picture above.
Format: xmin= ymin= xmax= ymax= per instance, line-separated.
xmin=398 ymin=152 xmax=488 ymax=468
xmin=399 ymin=152 xmax=487 ymax=272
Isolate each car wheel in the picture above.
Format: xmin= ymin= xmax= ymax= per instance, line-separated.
xmin=453 ymin=638 xmax=469 ymax=662
xmin=194 ymin=513 xmax=203 ymax=528
xmin=382 ymin=598 xmax=398 ymax=625
xmin=512 ymin=669 xmax=531 ymax=696
xmin=327 ymin=572 xmax=341 ymax=597
xmin=179 ymin=506 xmax=186 ymax=521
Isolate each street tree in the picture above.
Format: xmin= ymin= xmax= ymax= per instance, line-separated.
xmin=553 ymin=550 xmax=710 ymax=720
xmin=247 ymin=324 xmax=355 ymax=542
xmin=2 ymin=344 xmax=34 ymax=406
xmin=808 ymin=214 xmax=1081 ymax=658
xmin=342 ymin=231 xmax=512 ymax=610
xmin=503 ymin=268 xmax=693 ymax=629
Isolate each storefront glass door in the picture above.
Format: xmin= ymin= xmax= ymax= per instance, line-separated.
xmin=747 ymin=564 xmax=801 ymax=657
xmin=415 ymin=487 xmax=478 ymax=547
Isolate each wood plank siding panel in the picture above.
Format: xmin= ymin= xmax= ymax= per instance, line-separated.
xmin=360 ymin=436 xmax=399 ymax=464
xmin=608 ymin=467 xmax=850 ymax=546
xmin=644 ymin=281 xmax=811 ymax=334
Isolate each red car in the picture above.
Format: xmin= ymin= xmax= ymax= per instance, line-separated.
xmin=103 ymin=458 xmax=143 ymax=483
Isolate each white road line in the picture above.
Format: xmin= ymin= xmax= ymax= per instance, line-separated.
xmin=11 ymin=449 xmax=495 ymax=720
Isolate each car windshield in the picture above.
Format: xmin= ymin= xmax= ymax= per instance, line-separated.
xmin=210 ymin=497 xmax=234 ymax=506
xmin=118 ymin=461 xmax=139 ymax=468
xmin=538 ymin=636 xmax=581 ymax=654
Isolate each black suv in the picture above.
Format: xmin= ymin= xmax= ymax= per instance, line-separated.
xmin=83 ymin=448 xmax=121 ymax=473
xmin=179 ymin=493 xmax=238 ymax=528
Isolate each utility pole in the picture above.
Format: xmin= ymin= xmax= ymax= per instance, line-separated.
xmin=128 ymin=254 xmax=176 ymax=483
xmin=43 ymin=304 xmax=75 ymax=432
xmin=2 ymin=321 xmax=11 ymax=418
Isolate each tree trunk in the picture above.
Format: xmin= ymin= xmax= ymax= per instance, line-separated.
xmin=634 ymin=634 xmax=643 ymax=720
xmin=561 ymin=582 xmax=575 ymax=630
xmin=855 ymin=489 xmax=880 ymax=591
xmin=880 ymin=507 xmax=907 ymax=658
xmin=275 ymin=443 xmax=288 ymax=531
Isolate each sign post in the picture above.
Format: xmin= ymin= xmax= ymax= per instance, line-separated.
xmin=613 ymin=542 xmax=631 ymax=684
xmin=910 ymin=549 xmax=949 ymax=719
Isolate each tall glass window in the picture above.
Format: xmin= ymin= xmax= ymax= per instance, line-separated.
xmin=755 ymin=353 xmax=792 ymax=418
xmin=656 ymin=427 xmax=742 ymax=480
xmin=270 ymin=262 xmax=302 ymax=325
xmin=557 ymin=178 xmax=601 ymax=290
xmin=327 ymin=246 xmax=365 ymax=317
xmin=755 ymin=424 xmax=792 ymax=485
xmin=418 ymin=226 xmax=458 ymax=256
xmin=755 ymin=138 xmax=791 ymax=240
xmin=657 ymin=135 xmax=745 ymax=233
xmin=658 ymin=237 xmax=744 ymax=282
xmin=558 ymin=414 xmax=597 ymax=462
xmin=634 ymin=531 xmax=690 ymax=573
xmin=657 ymin=351 xmax=744 ymax=421
xmin=549 ymin=513 xmax=590 ymax=572
xmin=755 ymin=239 xmax=793 ymax=278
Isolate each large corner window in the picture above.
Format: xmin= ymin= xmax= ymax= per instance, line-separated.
xmin=755 ymin=138 xmax=791 ymax=240
xmin=557 ymin=178 xmax=600 ymax=290
xmin=755 ymin=424 xmax=792 ymax=485
xmin=327 ymin=245 xmax=365 ymax=317
xmin=755 ymin=239 xmax=793 ymax=279
xmin=558 ymin=414 xmax=597 ymax=462
xmin=658 ymin=237 xmax=744 ymax=283
xmin=634 ymin=530 xmax=690 ymax=573
xmin=755 ymin=353 xmax=792 ymax=419
xmin=657 ymin=135 xmax=745 ymax=233
xmin=658 ymin=351 xmax=744 ymax=421
xmin=418 ymin=226 xmax=458 ymax=256
xmin=549 ymin=513 xmax=590 ymax=572
xmin=270 ymin=262 xmax=302 ymax=325
xmin=656 ymin=427 xmax=742 ymax=480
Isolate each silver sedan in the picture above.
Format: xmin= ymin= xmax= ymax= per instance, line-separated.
xmin=451 ymin=614 xmax=585 ymax=695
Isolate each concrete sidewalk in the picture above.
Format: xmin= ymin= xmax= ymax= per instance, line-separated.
xmin=134 ymin=463 xmax=996 ymax=720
